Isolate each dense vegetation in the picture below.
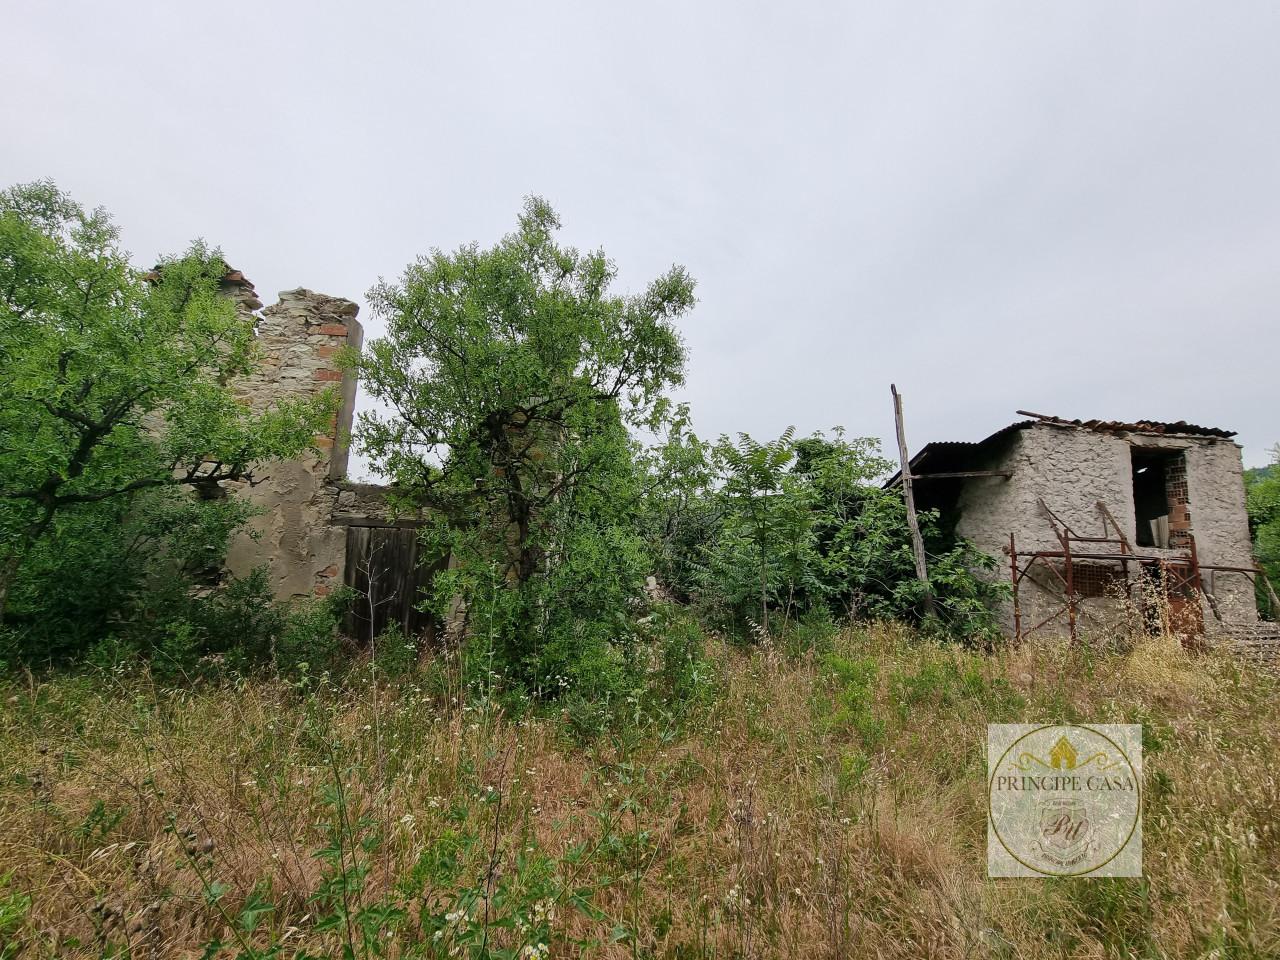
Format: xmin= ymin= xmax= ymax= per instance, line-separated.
xmin=1245 ymin=449 xmax=1280 ymax=607
xmin=1 ymin=185 xmax=1006 ymax=693
xmin=0 ymin=183 xmax=335 ymax=669
xmin=2 ymin=184 xmax=1277 ymax=958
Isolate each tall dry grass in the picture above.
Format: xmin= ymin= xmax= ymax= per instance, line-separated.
xmin=0 ymin=625 xmax=1277 ymax=958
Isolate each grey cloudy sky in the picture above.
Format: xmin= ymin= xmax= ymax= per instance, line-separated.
xmin=4 ymin=1 xmax=1278 ymax=472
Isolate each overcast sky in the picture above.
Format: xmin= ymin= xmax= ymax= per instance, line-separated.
xmin=4 ymin=1 xmax=1278 ymax=473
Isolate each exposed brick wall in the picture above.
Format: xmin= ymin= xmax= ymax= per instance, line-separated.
xmin=1166 ymin=453 xmax=1192 ymax=548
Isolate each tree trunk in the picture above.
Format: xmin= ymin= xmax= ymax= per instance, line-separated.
xmin=0 ymin=552 xmax=21 ymax=625
xmin=0 ymin=503 xmax=57 ymax=625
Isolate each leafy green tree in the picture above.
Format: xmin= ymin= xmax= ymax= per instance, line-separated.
xmin=695 ymin=428 xmax=1007 ymax=643
xmin=1246 ymin=446 xmax=1280 ymax=618
xmin=635 ymin=403 xmax=718 ymax=602
xmin=0 ymin=181 xmax=331 ymax=633
xmin=352 ymin=198 xmax=695 ymax=695
xmin=706 ymin=428 xmax=813 ymax=635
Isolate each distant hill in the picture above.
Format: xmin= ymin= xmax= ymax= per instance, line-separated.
xmin=1246 ymin=465 xmax=1275 ymax=485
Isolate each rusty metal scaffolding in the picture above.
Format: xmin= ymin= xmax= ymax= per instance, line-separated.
xmin=1004 ymin=499 xmax=1278 ymax=644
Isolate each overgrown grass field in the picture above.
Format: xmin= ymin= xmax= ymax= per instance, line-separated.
xmin=1 ymin=627 xmax=1276 ymax=959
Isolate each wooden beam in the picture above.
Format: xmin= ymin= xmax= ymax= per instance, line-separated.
xmin=891 ymin=384 xmax=936 ymax=619
xmin=909 ymin=470 xmax=1011 ymax=481
xmin=1095 ymin=501 xmax=1133 ymax=554
xmin=332 ymin=515 xmax=427 ymax=529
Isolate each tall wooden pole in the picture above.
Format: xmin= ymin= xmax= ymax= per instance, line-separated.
xmin=891 ymin=384 xmax=936 ymax=618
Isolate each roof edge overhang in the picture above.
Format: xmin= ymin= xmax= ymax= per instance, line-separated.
xmin=884 ymin=412 xmax=1237 ymax=488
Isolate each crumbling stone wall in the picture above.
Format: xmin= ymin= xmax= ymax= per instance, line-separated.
xmin=221 ymin=276 xmax=364 ymax=599
xmin=1169 ymin=435 xmax=1258 ymax=619
xmin=953 ymin=423 xmax=1256 ymax=636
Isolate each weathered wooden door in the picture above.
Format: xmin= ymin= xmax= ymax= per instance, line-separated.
xmin=342 ymin=525 xmax=443 ymax=644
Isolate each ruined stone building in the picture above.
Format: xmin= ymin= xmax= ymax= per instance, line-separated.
xmin=896 ymin=412 xmax=1276 ymax=648
xmin=217 ymin=271 xmax=435 ymax=643
xmin=220 ymin=267 xmax=1274 ymax=653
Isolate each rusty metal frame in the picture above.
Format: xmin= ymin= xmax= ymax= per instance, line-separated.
xmin=1003 ymin=499 xmax=1235 ymax=645
xmin=1006 ymin=501 xmax=1135 ymax=643
xmin=1195 ymin=562 xmax=1280 ymax=621
xmin=1006 ymin=501 xmax=1278 ymax=644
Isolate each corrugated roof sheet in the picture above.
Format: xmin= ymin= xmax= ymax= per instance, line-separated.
xmin=885 ymin=412 xmax=1237 ymax=487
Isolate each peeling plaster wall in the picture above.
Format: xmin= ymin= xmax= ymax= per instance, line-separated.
xmin=1168 ymin=435 xmax=1257 ymax=619
xmin=223 ymin=284 xmax=363 ymax=600
xmin=952 ymin=423 xmax=1256 ymax=636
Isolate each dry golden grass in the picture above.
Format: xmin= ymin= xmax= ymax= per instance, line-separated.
xmin=1 ymin=625 xmax=1277 ymax=959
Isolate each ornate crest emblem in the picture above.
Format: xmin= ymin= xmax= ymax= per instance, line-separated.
xmin=988 ymin=724 xmax=1142 ymax=877
xmin=1037 ymin=797 xmax=1093 ymax=865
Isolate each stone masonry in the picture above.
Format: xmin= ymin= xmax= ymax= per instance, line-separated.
xmin=221 ymin=273 xmax=364 ymax=600
xmin=898 ymin=417 xmax=1259 ymax=639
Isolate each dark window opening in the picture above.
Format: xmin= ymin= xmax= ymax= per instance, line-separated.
xmin=1131 ymin=448 xmax=1187 ymax=547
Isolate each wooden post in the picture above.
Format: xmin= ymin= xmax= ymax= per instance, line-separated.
xmin=891 ymin=384 xmax=936 ymax=619
xmin=1009 ymin=533 xmax=1022 ymax=644
xmin=1062 ymin=528 xmax=1077 ymax=643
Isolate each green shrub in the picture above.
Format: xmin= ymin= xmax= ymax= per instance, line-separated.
xmin=645 ymin=605 xmax=719 ymax=713
xmin=560 ymin=691 xmax=618 ymax=742
xmin=428 ymin=499 xmax=649 ymax=706
xmin=275 ymin=589 xmax=351 ymax=677
xmin=188 ymin=567 xmax=287 ymax=666
xmin=682 ymin=428 xmax=1009 ymax=645
xmin=823 ymin=653 xmax=886 ymax=749
xmin=1245 ymin=450 xmax=1280 ymax=619
xmin=368 ymin=624 xmax=420 ymax=680
xmin=0 ymin=873 xmax=31 ymax=960
xmin=780 ymin=607 xmax=840 ymax=658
